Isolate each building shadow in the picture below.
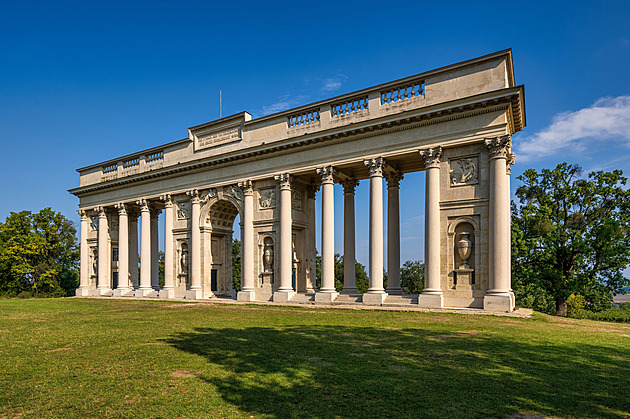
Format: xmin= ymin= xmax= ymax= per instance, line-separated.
xmin=163 ymin=324 xmax=629 ymax=418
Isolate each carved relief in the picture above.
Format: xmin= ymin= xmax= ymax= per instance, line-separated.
xmin=259 ymin=189 xmax=276 ymax=209
xmin=292 ymin=190 xmax=303 ymax=211
xmin=176 ymin=202 xmax=191 ymax=220
xmin=200 ymin=188 xmax=217 ymax=203
xmin=449 ymin=157 xmax=479 ymax=186
xmin=224 ymin=184 xmax=244 ymax=202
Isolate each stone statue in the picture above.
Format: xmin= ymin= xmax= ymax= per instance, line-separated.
xmin=263 ymin=241 xmax=274 ymax=272
xmin=457 ymin=232 xmax=472 ymax=269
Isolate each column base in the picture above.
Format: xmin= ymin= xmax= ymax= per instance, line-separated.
xmin=112 ymin=288 xmax=135 ymax=297
xmin=136 ymin=288 xmax=159 ymax=298
xmin=363 ymin=293 xmax=387 ymax=306
xmin=75 ymin=288 xmax=92 ymax=297
xmin=185 ymin=289 xmax=203 ymax=300
xmin=237 ymin=290 xmax=257 ymax=302
xmin=315 ymin=291 xmax=338 ymax=304
xmin=340 ymin=287 xmax=359 ymax=294
xmin=418 ymin=293 xmax=444 ymax=308
xmin=483 ymin=293 xmax=515 ymax=312
xmin=158 ymin=288 xmax=175 ymax=299
xmin=273 ymin=290 xmax=295 ymax=303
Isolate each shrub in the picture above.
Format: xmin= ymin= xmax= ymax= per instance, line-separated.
xmin=567 ymin=294 xmax=586 ymax=319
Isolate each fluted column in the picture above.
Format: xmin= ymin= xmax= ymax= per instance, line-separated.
xmin=484 ymin=136 xmax=514 ymax=312
xmin=160 ymin=195 xmax=175 ymax=298
xmin=113 ymin=203 xmax=131 ymax=295
xmin=237 ymin=181 xmax=256 ymax=301
xmin=150 ymin=208 xmax=161 ymax=291
xmin=363 ymin=157 xmax=387 ymax=305
xmin=128 ymin=210 xmax=139 ymax=289
xmin=274 ymin=173 xmax=294 ymax=302
xmin=95 ymin=206 xmax=112 ymax=295
xmin=340 ymin=178 xmax=359 ymax=294
xmin=186 ymin=190 xmax=202 ymax=299
xmin=314 ymin=166 xmax=338 ymax=303
xmin=385 ymin=171 xmax=404 ymax=295
xmin=76 ymin=210 xmax=90 ymax=296
xmin=136 ymin=199 xmax=155 ymax=296
xmin=418 ymin=147 xmax=443 ymax=308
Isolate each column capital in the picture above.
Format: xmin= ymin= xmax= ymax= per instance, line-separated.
xmin=186 ymin=189 xmax=201 ymax=204
xmin=506 ymin=152 xmax=516 ymax=175
xmin=114 ymin=203 xmax=128 ymax=215
xmin=306 ymin=183 xmax=320 ymax=199
xmin=340 ymin=178 xmax=359 ymax=194
xmin=159 ymin=194 xmax=173 ymax=207
xmin=419 ymin=146 xmax=443 ymax=168
xmin=77 ymin=209 xmax=88 ymax=219
xmin=385 ymin=171 xmax=404 ymax=189
xmin=150 ymin=208 xmax=162 ymax=219
xmin=136 ymin=199 xmax=151 ymax=212
xmin=94 ymin=206 xmax=107 ymax=217
xmin=316 ymin=165 xmax=337 ymax=184
xmin=238 ymin=180 xmax=254 ymax=195
xmin=484 ymin=135 xmax=512 ymax=160
xmin=274 ymin=173 xmax=293 ymax=190
xmin=364 ymin=157 xmax=387 ymax=177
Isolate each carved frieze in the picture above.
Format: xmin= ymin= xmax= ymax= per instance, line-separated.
xmin=449 ymin=157 xmax=479 ymax=186
xmin=292 ymin=190 xmax=303 ymax=211
xmin=259 ymin=189 xmax=276 ymax=209
xmin=176 ymin=202 xmax=191 ymax=220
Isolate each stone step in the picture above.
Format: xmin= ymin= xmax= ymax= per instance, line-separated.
xmin=332 ymin=294 xmax=363 ymax=305
xmin=290 ymin=293 xmax=316 ymax=304
xmin=383 ymin=294 xmax=419 ymax=306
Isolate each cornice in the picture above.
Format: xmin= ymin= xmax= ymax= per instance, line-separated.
xmin=69 ymin=88 xmax=522 ymax=197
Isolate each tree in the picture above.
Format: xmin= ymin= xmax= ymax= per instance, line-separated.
xmin=158 ymin=251 xmax=165 ymax=288
xmin=400 ymin=260 xmax=424 ymax=294
xmin=315 ymin=251 xmax=368 ymax=293
xmin=512 ymin=163 xmax=630 ymax=316
xmin=232 ymin=238 xmax=241 ymax=291
xmin=0 ymin=208 xmax=79 ymax=297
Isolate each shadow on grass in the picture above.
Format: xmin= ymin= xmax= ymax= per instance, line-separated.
xmin=164 ymin=325 xmax=629 ymax=418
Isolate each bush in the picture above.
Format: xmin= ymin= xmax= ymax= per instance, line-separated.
xmin=583 ymin=308 xmax=630 ymax=323
xmin=567 ymin=294 xmax=586 ymax=319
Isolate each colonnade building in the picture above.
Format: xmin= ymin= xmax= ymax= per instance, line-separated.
xmin=69 ymin=49 xmax=526 ymax=312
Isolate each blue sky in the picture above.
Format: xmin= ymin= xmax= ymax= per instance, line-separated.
xmin=1 ymin=1 xmax=629 ymax=267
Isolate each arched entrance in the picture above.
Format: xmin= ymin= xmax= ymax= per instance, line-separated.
xmin=200 ymin=190 xmax=243 ymax=298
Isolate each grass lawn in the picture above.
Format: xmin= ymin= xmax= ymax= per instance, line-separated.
xmin=0 ymin=299 xmax=629 ymax=418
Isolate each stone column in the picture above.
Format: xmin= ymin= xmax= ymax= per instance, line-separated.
xmin=274 ymin=173 xmax=294 ymax=302
xmin=340 ymin=178 xmax=359 ymax=294
xmin=419 ymin=147 xmax=444 ymax=308
xmin=237 ymin=181 xmax=256 ymax=302
xmin=136 ymin=199 xmax=157 ymax=297
xmin=305 ymin=184 xmax=319 ymax=293
xmin=76 ymin=210 xmax=90 ymax=296
xmin=186 ymin=190 xmax=203 ymax=299
xmin=95 ymin=206 xmax=112 ymax=295
xmin=128 ymin=210 xmax=139 ymax=289
xmin=160 ymin=195 xmax=175 ymax=298
xmin=315 ymin=166 xmax=338 ymax=303
xmin=363 ymin=157 xmax=387 ymax=305
xmin=484 ymin=136 xmax=515 ymax=312
xmin=385 ymin=171 xmax=404 ymax=295
xmin=113 ymin=203 xmax=132 ymax=296
xmin=150 ymin=208 xmax=161 ymax=291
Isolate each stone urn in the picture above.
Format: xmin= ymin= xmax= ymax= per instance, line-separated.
xmin=457 ymin=232 xmax=472 ymax=269
xmin=181 ymin=247 xmax=189 ymax=274
xmin=263 ymin=243 xmax=274 ymax=272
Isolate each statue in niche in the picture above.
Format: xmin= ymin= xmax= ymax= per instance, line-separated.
xmin=180 ymin=243 xmax=189 ymax=275
xmin=90 ymin=216 xmax=98 ymax=231
xmin=259 ymin=190 xmax=276 ymax=209
xmin=263 ymin=239 xmax=274 ymax=272
xmin=450 ymin=158 xmax=478 ymax=186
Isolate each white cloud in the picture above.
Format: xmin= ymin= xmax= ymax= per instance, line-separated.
xmin=260 ymin=94 xmax=310 ymax=116
xmin=321 ymin=74 xmax=348 ymax=92
xmin=516 ymin=96 xmax=630 ymax=162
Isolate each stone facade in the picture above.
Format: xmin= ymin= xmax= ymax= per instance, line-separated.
xmin=70 ymin=49 xmax=526 ymax=312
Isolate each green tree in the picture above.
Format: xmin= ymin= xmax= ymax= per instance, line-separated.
xmin=512 ymin=163 xmax=630 ymax=316
xmin=232 ymin=238 xmax=241 ymax=291
xmin=0 ymin=208 xmax=79 ymax=297
xmin=158 ymin=251 xmax=165 ymax=288
xmin=315 ymin=251 xmax=368 ymax=293
xmin=400 ymin=260 xmax=424 ymax=294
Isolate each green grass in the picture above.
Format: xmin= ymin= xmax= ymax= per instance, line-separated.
xmin=0 ymin=299 xmax=629 ymax=418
